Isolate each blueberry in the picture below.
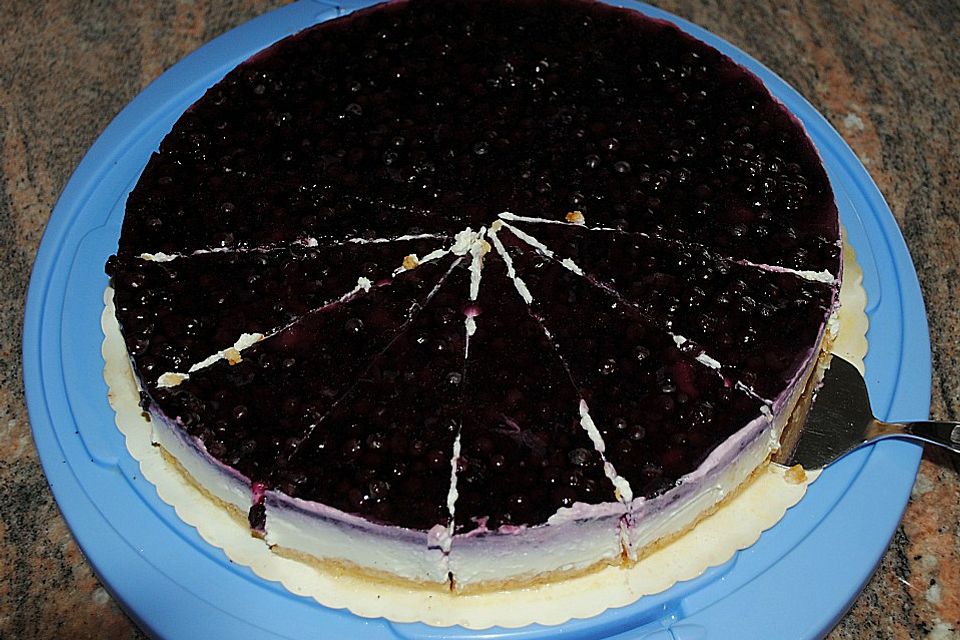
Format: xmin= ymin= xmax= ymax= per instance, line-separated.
xmin=567 ymin=447 xmax=592 ymax=467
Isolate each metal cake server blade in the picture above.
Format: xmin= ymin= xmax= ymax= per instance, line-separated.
xmin=774 ymin=354 xmax=960 ymax=471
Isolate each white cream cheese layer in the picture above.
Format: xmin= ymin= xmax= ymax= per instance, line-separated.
xmin=150 ymin=404 xmax=252 ymax=513
xmin=265 ymin=492 xmax=450 ymax=585
xmin=448 ymin=503 xmax=626 ymax=589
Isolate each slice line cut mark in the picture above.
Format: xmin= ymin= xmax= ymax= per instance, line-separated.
xmin=487 ymin=222 xmax=634 ymax=506
xmin=499 ymin=218 xmax=776 ymax=405
xmin=277 ymin=254 xmax=467 ymax=467
xmin=497 ymin=211 xmax=839 ymax=285
xmin=136 ymin=232 xmax=452 ymax=263
xmin=438 ymin=226 xmax=490 ymax=589
xmin=153 ymin=230 xmax=476 ymax=387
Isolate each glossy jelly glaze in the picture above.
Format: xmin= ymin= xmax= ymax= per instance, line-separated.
xmin=108 ymin=0 xmax=841 ymax=587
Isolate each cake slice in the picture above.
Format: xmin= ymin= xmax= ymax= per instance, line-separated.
xmin=502 ymin=219 xmax=835 ymax=400
xmin=106 ymin=237 xmax=448 ymax=392
xmin=263 ymin=260 xmax=473 ymax=586
xmin=497 ymin=230 xmax=787 ymax=559
xmin=449 ymin=246 xmax=625 ymax=590
xmin=148 ymin=254 xmax=458 ymax=514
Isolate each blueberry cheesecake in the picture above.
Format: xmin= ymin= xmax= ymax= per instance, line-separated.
xmin=106 ymin=0 xmax=841 ymax=591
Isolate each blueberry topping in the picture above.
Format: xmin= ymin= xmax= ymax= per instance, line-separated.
xmin=110 ymin=0 xmax=840 ymax=536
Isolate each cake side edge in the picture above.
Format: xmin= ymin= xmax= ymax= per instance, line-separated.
xmin=625 ymin=328 xmax=835 ymax=558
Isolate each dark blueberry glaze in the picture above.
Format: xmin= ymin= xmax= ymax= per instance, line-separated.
xmin=117 ymin=0 xmax=838 ymax=276
xmin=454 ymin=254 xmax=614 ymax=533
xmin=504 ymin=240 xmax=764 ymax=496
xmin=154 ymin=255 xmax=456 ymax=483
xmin=107 ymin=238 xmax=444 ymax=391
xmin=506 ymin=221 xmax=833 ymax=400
xmin=278 ymin=262 xmax=469 ymax=529
xmin=109 ymin=0 xmax=843 ymax=533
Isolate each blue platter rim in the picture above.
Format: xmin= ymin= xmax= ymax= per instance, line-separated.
xmin=23 ymin=1 xmax=931 ymax=639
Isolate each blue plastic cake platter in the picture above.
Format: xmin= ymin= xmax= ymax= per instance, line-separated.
xmin=24 ymin=1 xmax=931 ymax=638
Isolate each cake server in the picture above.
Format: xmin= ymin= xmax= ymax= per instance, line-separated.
xmin=774 ymin=354 xmax=960 ymax=470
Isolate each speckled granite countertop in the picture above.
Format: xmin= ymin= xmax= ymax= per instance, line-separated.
xmin=1 ymin=1 xmax=957 ymax=638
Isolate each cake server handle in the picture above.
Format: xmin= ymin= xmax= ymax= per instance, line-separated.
xmin=867 ymin=420 xmax=960 ymax=455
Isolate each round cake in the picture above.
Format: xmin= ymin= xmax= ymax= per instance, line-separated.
xmin=106 ymin=0 xmax=842 ymax=591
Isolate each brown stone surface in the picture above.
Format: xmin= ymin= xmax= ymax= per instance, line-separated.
xmin=1 ymin=1 xmax=956 ymax=638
